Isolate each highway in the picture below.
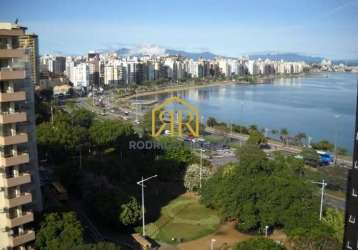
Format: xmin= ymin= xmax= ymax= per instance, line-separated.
xmin=204 ymin=127 xmax=353 ymax=168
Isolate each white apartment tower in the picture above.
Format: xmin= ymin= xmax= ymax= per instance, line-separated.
xmin=0 ymin=22 xmax=42 ymax=250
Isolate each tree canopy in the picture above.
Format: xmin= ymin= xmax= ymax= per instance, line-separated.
xmin=234 ymin=237 xmax=285 ymax=250
xmin=201 ymin=144 xmax=337 ymax=246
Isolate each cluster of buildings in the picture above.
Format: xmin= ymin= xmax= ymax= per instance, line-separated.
xmin=39 ymin=52 xmax=310 ymax=90
xmin=0 ymin=22 xmax=42 ymax=249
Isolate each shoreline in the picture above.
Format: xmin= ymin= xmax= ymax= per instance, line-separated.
xmin=120 ymin=73 xmax=309 ymax=100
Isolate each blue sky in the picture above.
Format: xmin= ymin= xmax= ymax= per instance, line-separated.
xmin=1 ymin=0 xmax=358 ymax=59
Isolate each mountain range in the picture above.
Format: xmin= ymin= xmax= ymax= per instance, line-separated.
xmin=114 ymin=46 xmax=342 ymax=63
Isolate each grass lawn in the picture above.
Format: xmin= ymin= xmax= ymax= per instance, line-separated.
xmin=146 ymin=194 xmax=220 ymax=244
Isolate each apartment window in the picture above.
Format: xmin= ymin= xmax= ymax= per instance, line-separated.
xmin=349 ymin=215 xmax=356 ymax=224
xmin=0 ymin=102 xmax=11 ymax=113
xmin=4 ymin=166 xmax=15 ymax=178
xmin=0 ymin=124 xmax=13 ymax=136
xmin=11 ymin=37 xmax=19 ymax=49
xmin=0 ymin=145 xmax=14 ymax=157
xmin=353 ymin=188 xmax=358 ymax=198
xmin=346 ymin=241 xmax=352 ymax=249
xmin=0 ymin=58 xmax=10 ymax=68
xmin=0 ymin=37 xmax=9 ymax=49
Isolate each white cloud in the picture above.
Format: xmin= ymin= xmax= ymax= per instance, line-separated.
xmin=129 ymin=44 xmax=166 ymax=56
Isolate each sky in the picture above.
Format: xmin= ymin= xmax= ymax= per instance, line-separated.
xmin=1 ymin=0 xmax=358 ymax=59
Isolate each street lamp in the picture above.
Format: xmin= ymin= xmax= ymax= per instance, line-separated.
xmin=200 ymin=148 xmax=205 ymax=189
xmin=312 ymin=179 xmax=327 ymax=220
xmin=137 ymin=175 xmax=158 ymax=236
xmin=265 ymin=225 xmax=269 ymax=237
xmin=210 ymin=238 xmax=216 ymax=250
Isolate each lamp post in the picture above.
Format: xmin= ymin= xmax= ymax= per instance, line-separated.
xmin=312 ymin=179 xmax=327 ymax=220
xmin=200 ymin=148 xmax=205 ymax=189
xmin=210 ymin=238 xmax=216 ymax=250
xmin=265 ymin=225 xmax=269 ymax=237
xmin=137 ymin=175 xmax=158 ymax=236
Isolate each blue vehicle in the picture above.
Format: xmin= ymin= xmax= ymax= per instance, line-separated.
xmin=316 ymin=150 xmax=334 ymax=166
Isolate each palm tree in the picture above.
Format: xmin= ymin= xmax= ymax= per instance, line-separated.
xmin=295 ymin=132 xmax=307 ymax=146
xmin=280 ymin=128 xmax=289 ymax=145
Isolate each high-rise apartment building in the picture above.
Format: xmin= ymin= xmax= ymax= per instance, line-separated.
xmin=0 ymin=22 xmax=42 ymax=249
xmin=343 ymin=82 xmax=358 ymax=249
xmin=18 ymin=34 xmax=39 ymax=85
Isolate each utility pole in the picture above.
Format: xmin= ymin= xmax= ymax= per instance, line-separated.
xmin=50 ymin=102 xmax=54 ymax=125
xmin=312 ymin=179 xmax=327 ymax=221
xmin=137 ymin=175 xmax=158 ymax=236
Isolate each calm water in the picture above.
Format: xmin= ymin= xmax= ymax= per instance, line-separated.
xmin=148 ymin=73 xmax=358 ymax=153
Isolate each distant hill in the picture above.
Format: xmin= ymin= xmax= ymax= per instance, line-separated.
xmin=116 ymin=48 xmax=131 ymax=55
xmin=116 ymin=47 xmax=218 ymax=60
xmin=248 ymin=52 xmax=324 ymax=63
xmin=332 ymin=59 xmax=358 ymax=66
xmin=115 ymin=47 xmax=357 ymax=64
xmin=165 ymin=49 xmax=217 ymax=60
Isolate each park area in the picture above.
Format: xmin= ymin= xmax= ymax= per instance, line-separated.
xmin=145 ymin=194 xmax=287 ymax=250
xmin=146 ymin=194 xmax=221 ymax=244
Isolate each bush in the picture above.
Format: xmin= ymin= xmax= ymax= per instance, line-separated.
xmin=234 ymin=237 xmax=285 ymax=250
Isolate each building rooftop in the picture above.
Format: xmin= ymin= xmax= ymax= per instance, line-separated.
xmin=0 ymin=22 xmax=27 ymax=31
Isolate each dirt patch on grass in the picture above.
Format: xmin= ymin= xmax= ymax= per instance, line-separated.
xmin=177 ymin=221 xmax=287 ymax=250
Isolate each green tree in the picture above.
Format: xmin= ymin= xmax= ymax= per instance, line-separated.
xmin=89 ymin=120 xmax=134 ymax=150
xmin=280 ymin=128 xmax=289 ymax=145
xmin=289 ymin=224 xmax=340 ymax=250
xmin=247 ymin=130 xmax=267 ymax=145
xmin=76 ymin=242 xmax=122 ymax=250
xmin=311 ymin=140 xmax=334 ymax=151
xmin=119 ymin=197 xmax=142 ymax=226
xmin=234 ymin=237 xmax=285 ymax=250
xmin=249 ymin=124 xmax=258 ymax=132
xmin=184 ymin=163 xmax=212 ymax=191
xmin=301 ymin=148 xmax=320 ymax=166
xmin=35 ymin=212 xmax=84 ymax=250
xmin=202 ymin=144 xmax=320 ymax=235
xmin=207 ymin=117 xmax=218 ymax=127
xmin=323 ymin=208 xmax=344 ymax=243
xmin=295 ymin=132 xmax=307 ymax=145
xmin=71 ymin=108 xmax=95 ymax=128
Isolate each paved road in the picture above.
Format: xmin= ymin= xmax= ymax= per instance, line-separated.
xmin=205 ymin=127 xmax=353 ymax=167
xmin=325 ymin=193 xmax=346 ymax=210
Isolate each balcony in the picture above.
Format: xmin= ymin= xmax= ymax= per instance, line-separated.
xmin=0 ymin=69 xmax=26 ymax=80
xmin=0 ymin=133 xmax=28 ymax=146
xmin=6 ymin=212 xmax=34 ymax=228
xmin=8 ymin=230 xmax=35 ymax=247
xmin=1 ymin=173 xmax=31 ymax=188
xmin=0 ymin=91 xmax=26 ymax=102
xmin=0 ymin=112 xmax=27 ymax=124
xmin=0 ymin=48 xmax=26 ymax=58
xmin=0 ymin=153 xmax=30 ymax=168
xmin=4 ymin=192 xmax=32 ymax=208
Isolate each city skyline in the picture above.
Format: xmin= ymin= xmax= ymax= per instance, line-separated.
xmin=1 ymin=0 xmax=358 ymax=60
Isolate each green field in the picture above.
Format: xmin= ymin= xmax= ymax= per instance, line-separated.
xmin=146 ymin=195 xmax=221 ymax=243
